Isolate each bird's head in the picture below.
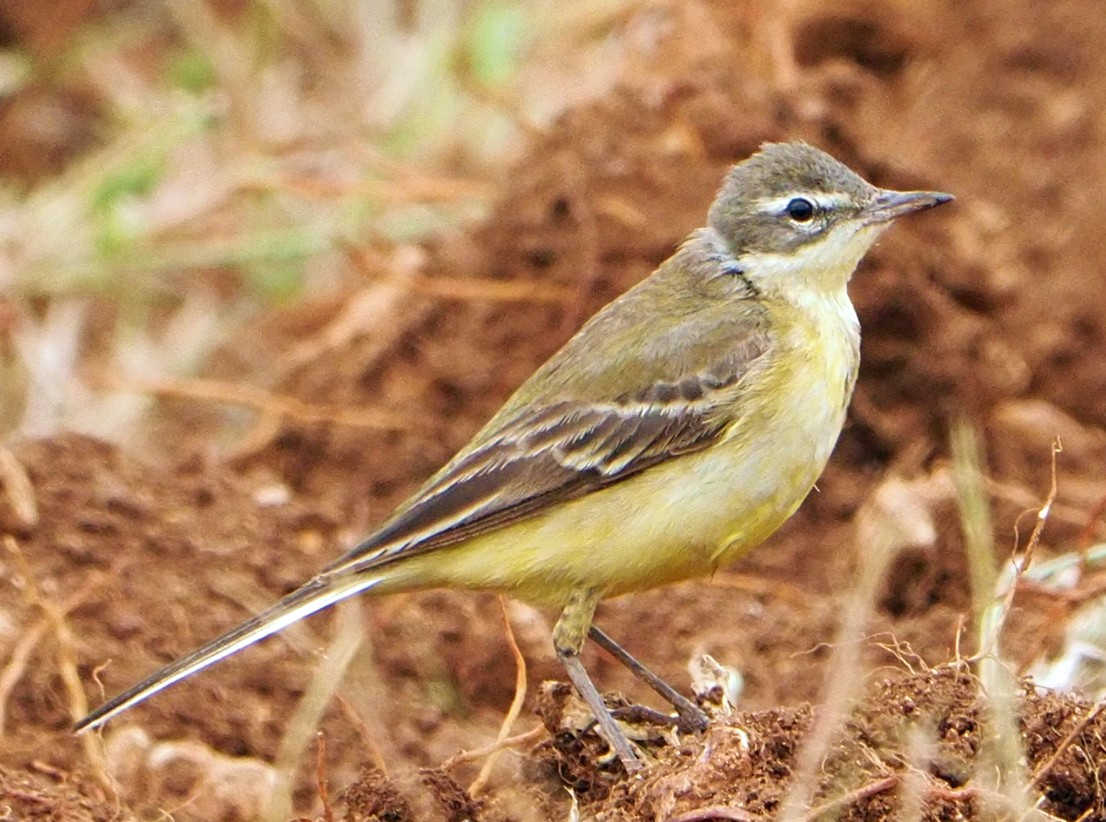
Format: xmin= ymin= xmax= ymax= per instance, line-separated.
xmin=708 ymin=142 xmax=952 ymax=293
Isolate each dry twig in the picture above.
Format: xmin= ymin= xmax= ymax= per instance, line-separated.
xmin=467 ymin=596 xmax=530 ymax=795
xmin=0 ymin=446 xmax=38 ymax=528
xmin=1028 ymin=698 xmax=1106 ymax=793
xmin=336 ymin=696 xmax=390 ymax=776
xmin=316 ymin=732 xmax=334 ymax=822
xmin=798 ymin=775 xmax=899 ymax=822
xmin=93 ymin=372 xmax=416 ymax=431
xmin=2 ymin=536 xmax=114 ymax=791
xmin=668 ymin=805 xmax=759 ymax=821
xmin=983 ymin=437 xmax=1060 ymax=658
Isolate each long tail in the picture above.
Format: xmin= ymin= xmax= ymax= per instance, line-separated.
xmin=74 ymin=572 xmax=384 ymax=734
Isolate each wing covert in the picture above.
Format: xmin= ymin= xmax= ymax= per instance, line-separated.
xmin=326 ymin=320 xmax=771 ymax=575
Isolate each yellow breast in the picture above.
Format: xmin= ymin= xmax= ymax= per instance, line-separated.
xmin=708 ymin=286 xmax=860 ymax=564
xmin=387 ymin=287 xmax=861 ymax=607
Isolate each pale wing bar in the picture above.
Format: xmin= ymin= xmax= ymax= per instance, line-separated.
xmin=324 ymin=358 xmax=763 ymax=576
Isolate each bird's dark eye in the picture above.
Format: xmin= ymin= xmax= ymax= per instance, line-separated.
xmin=786 ymin=197 xmax=816 ymax=222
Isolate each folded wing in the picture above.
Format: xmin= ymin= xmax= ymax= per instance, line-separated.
xmin=326 ymin=335 xmax=770 ymax=576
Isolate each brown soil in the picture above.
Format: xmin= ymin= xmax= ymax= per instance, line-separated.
xmin=4 ymin=0 xmax=1106 ymax=820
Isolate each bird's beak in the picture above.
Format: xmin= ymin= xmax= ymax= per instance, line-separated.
xmin=863 ymin=189 xmax=954 ymax=224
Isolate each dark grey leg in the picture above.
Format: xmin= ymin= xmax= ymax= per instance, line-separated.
xmin=553 ymin=590 xmax=642 ymax=772
xmin=589 ymin=624 xmax=709 ymax=733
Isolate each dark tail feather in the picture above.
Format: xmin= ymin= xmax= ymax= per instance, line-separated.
xmin=74 ymin=573 xmax=383 ymax=734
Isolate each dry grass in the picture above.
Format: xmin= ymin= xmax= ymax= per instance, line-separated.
xmin=0 ymin=0 xmax=642 ymax=447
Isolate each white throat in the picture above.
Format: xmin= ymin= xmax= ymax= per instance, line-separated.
xmin=737 ymin=223 xmax=888 ymax=297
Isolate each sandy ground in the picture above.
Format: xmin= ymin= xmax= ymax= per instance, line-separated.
xmin=3 ymin=0 xmax=1106 ymax=819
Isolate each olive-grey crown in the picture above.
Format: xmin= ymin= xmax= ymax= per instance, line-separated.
xmin=708 ymin=142 xmax=879 ymax=255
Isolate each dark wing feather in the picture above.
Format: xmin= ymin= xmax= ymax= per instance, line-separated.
xmin=325 ymin=335 xmax=770 ymax=576
xmin=393 ymin=404 xmax=712 ymax=540
xmin=322 ymin=298 xmax=774 ymax=575
xmin=324 ymin=402 xmax=714 ymax=576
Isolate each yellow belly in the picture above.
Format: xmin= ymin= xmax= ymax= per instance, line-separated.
xmin=381 ymin=292 xmax=859 ymax=608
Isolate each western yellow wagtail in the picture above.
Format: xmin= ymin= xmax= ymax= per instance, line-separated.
xmin=76 ymin=142 xmax=951 ymax=771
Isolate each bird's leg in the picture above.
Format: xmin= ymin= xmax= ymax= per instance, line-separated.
xmin=553 ymin=589 xmax=642 ymax=772
xmin=588 ymin=624 xmax=710 ymax=734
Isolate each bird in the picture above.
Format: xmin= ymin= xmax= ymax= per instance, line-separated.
xmin=76 ymin=141 xmax=952 ymax=771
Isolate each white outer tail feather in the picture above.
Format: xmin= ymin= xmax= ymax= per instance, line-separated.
xmin=74 ymin=573 xmax=384 ymax=733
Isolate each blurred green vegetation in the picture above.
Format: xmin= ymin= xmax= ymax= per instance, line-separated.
xmin=2 ymin=0 xmax=540 ymax=301
xmin=0 ymin=0 xmax=582 ymax=438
